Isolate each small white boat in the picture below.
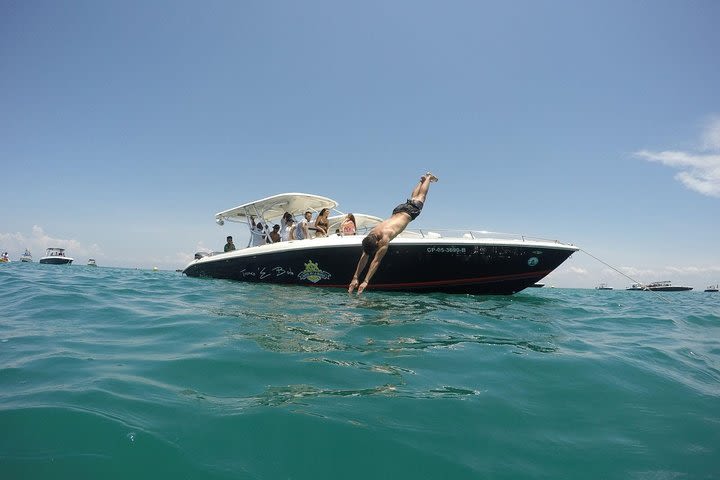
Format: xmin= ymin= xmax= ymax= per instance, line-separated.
xmin=626 ymin=283 xmax=648 ymax=291
xmin=705 ymin=284 xmax=719 ymax=293
xmin=39 ymin=247 xmax=74 ymax=265
xmin=87 ymin=258 xmax=97 ymax=267
xmin=20 ymin=249 xmax=33 ymax=262
xmin=595 ymin=283 xmax=613 ymax=290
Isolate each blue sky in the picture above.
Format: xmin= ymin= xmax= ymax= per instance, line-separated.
xmin=2 ymin=0 xmax=719 ymax=288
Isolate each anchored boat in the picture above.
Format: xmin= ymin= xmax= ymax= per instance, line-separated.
xmin=646 ymin=281 xmax=693 ymax=292
xmin=39 ymin=247 xmax=74 ymax=265
xmin=183 ymin=193 xmax=578 ymax=295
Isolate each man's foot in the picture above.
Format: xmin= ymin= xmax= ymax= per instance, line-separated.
xmin=425 ymin=172 xmax=439 ymax=183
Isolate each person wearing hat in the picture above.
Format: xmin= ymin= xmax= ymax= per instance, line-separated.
xmin=223 ymin=236 xmax=235 ymax=252
xmin=269 ymin=224 xmax=281 ymax=243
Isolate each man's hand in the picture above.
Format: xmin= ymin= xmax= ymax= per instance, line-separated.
xmin=348 ymin=278 xmax=359 ymax=294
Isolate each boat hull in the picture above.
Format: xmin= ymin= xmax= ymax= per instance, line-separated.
xmin=183 ymin=238 xmax=577 ymax=295
xmin=648 ymin=286 xmax=693 ymax=292
xmin=39 ymin=257 xmax=73 ymax=265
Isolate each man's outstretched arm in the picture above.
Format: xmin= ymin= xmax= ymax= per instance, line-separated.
xmin=349 ymin=252 xmax=369 ymax=293
xmin=357 ymin=245 xmax=388 ymax=294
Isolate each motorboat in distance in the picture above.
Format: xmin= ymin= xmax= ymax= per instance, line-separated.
xmin=703 ymin=284 xmax=718 ymax=292
xmin=39 ymin=247 xmax=74 ymax=265
xmin=20 ymin=249 xmax=33 ymax=262
xmin=626 ymin=283 xmax=649 ymax=291
xmin=87 ymin=258 xmax=97 ymax=267
xmin=595 ymin=283 xmax=613 ymax=290
xmin=183 ymin=193 xmax=579 ymax=295
xmin=646 ymin=281 xmax=692 ymax=292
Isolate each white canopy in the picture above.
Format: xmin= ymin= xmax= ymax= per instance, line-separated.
xmin=215 ymin=193 xmax=338 ymax=223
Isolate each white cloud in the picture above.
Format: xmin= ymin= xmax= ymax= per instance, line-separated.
xmin=0 ymin=225 xmax=102 ymax=260
xmin=634 ymin=117 xmax=720 ymax=198
xmin=701 ymin=117 xmax=720 ymax=151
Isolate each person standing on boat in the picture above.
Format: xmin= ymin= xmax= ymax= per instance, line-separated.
xmin=224 ymin=236 xmax=235 ymax=252
xmin=250 ymin=216 xmax=268 ymax=246
xmin=269 ymin=224 xmax=281 ymax=243
xmin=349 ymin=172 xmax=438 ymax=295
xmin=281 ymin=218 xmax=295 ymax=241
xmin=295 ymin=211 xmax=313 ymax=240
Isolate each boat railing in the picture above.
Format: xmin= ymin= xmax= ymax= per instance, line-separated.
xmin=397 ymin=229 xmax=571 ymax=245
xmin=191 ymin=230 xmax=572 ymax=261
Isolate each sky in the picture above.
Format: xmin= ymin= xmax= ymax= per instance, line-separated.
xmin=1 ymin=0 xmax=719 ymax=289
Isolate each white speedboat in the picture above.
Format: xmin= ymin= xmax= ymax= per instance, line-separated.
xmin=646 ymin=281 xmax=692 ymax=292
xmin=183 ymin=193 xmax=579 ymax=295
xmin=87 ymin=258 xmax=97 ymax=267
xmin=626 ymin=283 xmax=649 ymax=291
xmin=595 ymin=283 xmax=613 ymax=290
xmin=20 ymin=249 xmax=33 ymax=262
xmin=39 ymin=247 xmax=74 ymax=265
xmin=705 ymin=284 xmax=719 ymax=292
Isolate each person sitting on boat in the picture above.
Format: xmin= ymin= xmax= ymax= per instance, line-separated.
xmin=269 ymin=224 xmax=281 ymax=243
xmin=224 ymin=236 xmax=235 ymax=252
xmin=349 ymin=172 xmax=438 ymax=295
xmin=295 ymin=211 xmax=312 ymax=240
xmin=313 ymin=208 xmax=330 ymax=237
xmin=250 ymin=216 xmax=268 ymax=246
xmin=340 ymin=213 xmax=357 ymax=235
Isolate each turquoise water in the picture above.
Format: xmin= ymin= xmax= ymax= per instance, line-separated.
xmin=1 ymin=263 xmax=719 ymax=479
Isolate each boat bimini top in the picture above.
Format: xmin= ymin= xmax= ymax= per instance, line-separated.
xmin=214 ymin=192 xmax=383 ymax=237
xmin=215 ymin=193 xmax=338 ymax=225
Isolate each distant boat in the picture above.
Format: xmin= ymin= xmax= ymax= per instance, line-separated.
xmin=87 ymin=258 xmax=97 ymax=267
xmin=626 ymin=283 xmax=648 ymax=291
xmin=0 ymin=251 xmax=9 ymax=263
xmin=529 ymin=283 xmax=545 ymax=288
xmin=595 ymin=283 xmax=613 ymax=290
xmin=20 ymin=249 xmax=33 ymax=262
xmin=646 ymin=281 xmax=692 ymax=292
xmin=705 ymin=284 xmax=719 ymax=292
xmin=39 ymin=247 xmax=74 ymax=265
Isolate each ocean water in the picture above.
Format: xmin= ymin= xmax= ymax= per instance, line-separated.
xmin=1 ymin=263 xmax=719 ymax=480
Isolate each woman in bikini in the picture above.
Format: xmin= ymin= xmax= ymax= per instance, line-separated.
xmin=340 ymin=213 xmax=357 ymax=235
xmin=314 ymin=208 xmax=330 ymax=237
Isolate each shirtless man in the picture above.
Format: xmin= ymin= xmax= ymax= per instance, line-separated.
xmin=349 ymin=172 xmax=438 ymax=295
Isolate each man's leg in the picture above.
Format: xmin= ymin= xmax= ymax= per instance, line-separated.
xmin=410 ymin=173 xmax=438 ymax=203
